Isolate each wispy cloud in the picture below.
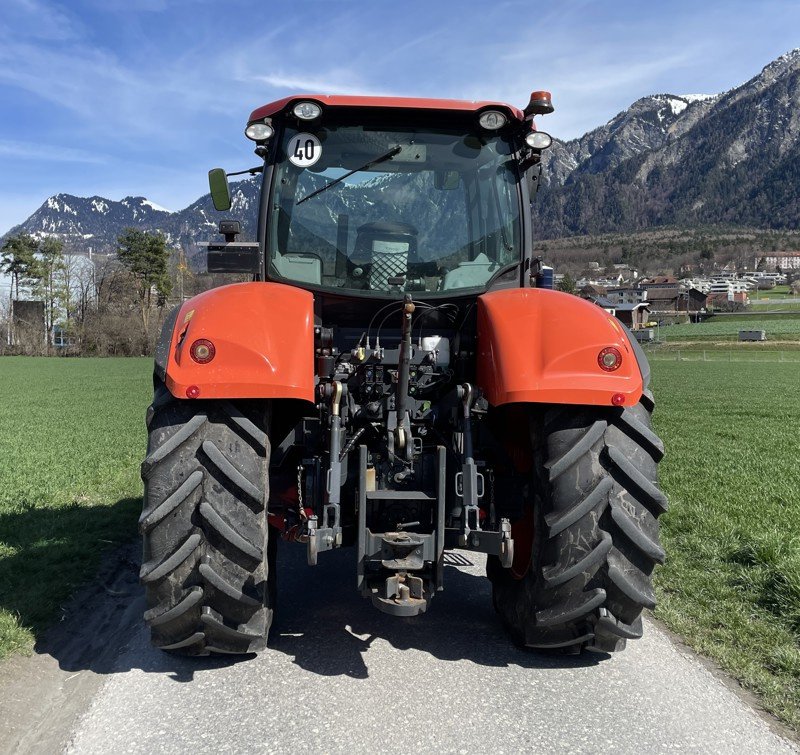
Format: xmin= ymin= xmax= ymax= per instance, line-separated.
xmin=1 ymin=0 xmax=85 ymax=41
xmin=0 ymin=139 xmax=109 ymax=164
xmin=250 ymin=73 xmax=396 ymax=97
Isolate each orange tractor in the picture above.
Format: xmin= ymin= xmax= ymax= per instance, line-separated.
xmin=140 ymin=92 xmax=666 ymax=656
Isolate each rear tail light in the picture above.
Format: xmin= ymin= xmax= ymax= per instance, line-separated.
xmin=186 ymin=385 xmax=201 ymax=399
xmin=190 ymin=339 xmax=216 ymax=364
xmin=598 ymin=347 xmax=622 ymax=372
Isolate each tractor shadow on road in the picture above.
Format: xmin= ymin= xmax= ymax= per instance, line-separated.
xmin=267 ymin=543 xmax=606 ymax=678
xmin=35 ymin=528 xmax=605 ymax=683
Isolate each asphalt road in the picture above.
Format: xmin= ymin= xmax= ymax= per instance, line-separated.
xmin=4 ymin=545 xmax=798 ymax=755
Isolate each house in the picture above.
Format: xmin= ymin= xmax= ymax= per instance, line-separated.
xmin=588 ymin=295 xmax=650 ymax=330
xmin=677 ymin=288 xmax=707 ymax=313
xmin=613 ymin=302 xmax=651 ymax=330
xmin=588 ymin=296 xmax=616 ymax=316
xmin=580 ymin=284 xmax=608 ymax=299
xmin=638 ymin=276 xmax=680 ymax=312
xmin=707 ymin=291 xmax=748 ymax=308
xmin=606 ymin=287 xmax=648 ymax=305
xmin=758 ymin=252 xmax=800 ymax=271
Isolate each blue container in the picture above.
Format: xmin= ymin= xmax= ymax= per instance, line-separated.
xmin=537 ymin=265 xmax=554 ymax=289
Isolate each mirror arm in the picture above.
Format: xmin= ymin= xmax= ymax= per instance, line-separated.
xmin=226 ymin=165 xmax=264 ymax=178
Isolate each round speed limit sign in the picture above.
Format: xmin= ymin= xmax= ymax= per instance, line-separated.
xmin=288 ymin=133 xmax=322 ymax=167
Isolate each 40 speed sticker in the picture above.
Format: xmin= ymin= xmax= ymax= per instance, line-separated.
xmin=288 ymin=133 xmax=322 ymax=167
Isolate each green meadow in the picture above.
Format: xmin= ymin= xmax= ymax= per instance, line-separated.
xmin=0 ymin=356 xmax=798 ymax=728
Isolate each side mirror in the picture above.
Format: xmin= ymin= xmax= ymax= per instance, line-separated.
xmin=208 ymin=168 xmax=232 ymax=211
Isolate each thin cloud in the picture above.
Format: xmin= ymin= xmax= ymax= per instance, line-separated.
xmin=0 ymin=140 xmax=109 ymax=164
xmin=252 ymin=73 xmax=396 ymax=97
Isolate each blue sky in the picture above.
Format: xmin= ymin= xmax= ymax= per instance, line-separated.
xmin=1 ymin=0 xmax=799 ymax=235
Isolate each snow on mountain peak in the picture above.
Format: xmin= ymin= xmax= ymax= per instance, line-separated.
xmin=680 ymin=94 xmax=716 ymax=103
xmin=142 ymin=199 xmax=171 ymax=213
xmin=666 ymin=97 xmax=688 ymax=116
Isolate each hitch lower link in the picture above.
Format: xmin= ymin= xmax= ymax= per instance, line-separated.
xmin=455 ymin=383 xmax=514 ymax=568
xmin=307 ymin=380 xmax=344 ymax=566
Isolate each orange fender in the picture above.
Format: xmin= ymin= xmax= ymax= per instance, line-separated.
xmin=159 ymin=282 xmax=315 ymax=401
xmin=477 ymin=288 xmax=643 ymax=407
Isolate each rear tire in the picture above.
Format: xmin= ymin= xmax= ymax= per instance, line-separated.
xmin=488 ymin=390 xmax=666 ymax=653
xmin=140 ymin=380 xmax=274 ymax=655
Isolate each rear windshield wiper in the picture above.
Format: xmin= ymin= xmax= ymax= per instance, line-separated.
xmin=297 ymin=145 xmax=402 ymax=205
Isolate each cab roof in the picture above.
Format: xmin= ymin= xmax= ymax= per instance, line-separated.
xmin=248 ymin=94 xmax=526 ymax=124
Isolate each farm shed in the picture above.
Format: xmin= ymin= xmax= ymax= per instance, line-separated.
xmin=613 ymin=302 xmax=651 ymax=330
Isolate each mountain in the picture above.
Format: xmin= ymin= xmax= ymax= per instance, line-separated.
xmin=14 ymin=194 xmax=173 ymax=247
xmin=3 ymin=181 xmax=261 ymax=256
xmin=534 ymin=48 xmax=800 ymax=237
xmin=4 ymin=48 xmax=800 ymax=251
xmin=541 ymin=93 xmax=718 ymax=188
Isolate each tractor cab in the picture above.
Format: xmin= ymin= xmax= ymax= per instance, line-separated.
xmin=208 ymin=94 xmax=554 ymax=295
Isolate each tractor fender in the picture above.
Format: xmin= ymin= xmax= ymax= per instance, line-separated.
xmin=156 ymin=281 xmax=315 ymax=401
xmin=476 ymin=288 xmax=644 ymax=407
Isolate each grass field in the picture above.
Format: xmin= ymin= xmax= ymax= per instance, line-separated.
xmin=0 ymin=357 xmax=799 ymax=729
xmin=651 ymin=361 xmax=800 ymax=729
xmin=0 ymin=357 xmax=151 ymax=659
xmin=659 ymin=316 xmax=800 ymax=342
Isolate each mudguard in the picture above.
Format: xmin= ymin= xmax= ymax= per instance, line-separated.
xmin=155 ymin=282 xmax=315 ymax=401
xmin=477 ymin=288 xmax=645 ymax=407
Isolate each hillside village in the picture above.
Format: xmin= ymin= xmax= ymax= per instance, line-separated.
xmin=557 ymin=251 xmax=800 ymax=335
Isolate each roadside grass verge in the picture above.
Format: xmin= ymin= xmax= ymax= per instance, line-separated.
xmin=651 ymin=361 xmax=800 ymax=730
xmin=659 ymin=316 xmax=800 ymax=342
xmin=0 ymin=357 xmax=151 ymax=660
xmin=749 ymin=301 xmax=800 ymax=312
xmin=645 ymin=346 xmax=800 ymax=359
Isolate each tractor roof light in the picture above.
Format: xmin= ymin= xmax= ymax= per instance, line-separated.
xmin=293 ymin=101 xmax=322 ymax=120
xmin=478 ymin=110 xmax=507 ymax=130
xmin=245 ymin=121 xmax=274 ymax=141
xmin=598 ymin=347 xmax=622 ymax=372
xmin=525 ymin=131 xmax=553 ymax=150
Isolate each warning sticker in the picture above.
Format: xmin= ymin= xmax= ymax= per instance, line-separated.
xmin=287 ymin=133 xmax=322 ymax=168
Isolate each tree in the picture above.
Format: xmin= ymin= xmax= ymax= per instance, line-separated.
xmin=557 ymin=272 xmax=577 ymax=295
xmin=116 ymin=229 xmax=172 ymax=347
xmin=32 ymin=237 xmax=66 ymax=352
xmin=0 ymin=234 xmax=39 ymax=344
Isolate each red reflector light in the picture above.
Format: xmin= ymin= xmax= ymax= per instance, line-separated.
xmin=598 ymin=347 xmax=622 ymax=372
xmin=611 ymin=393 xmax=626 ymax=406
xmin=190 ymin=338 xmax=216 ymax=364
xmin=186 ymin=385 xmax=201 ymax=399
